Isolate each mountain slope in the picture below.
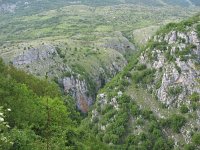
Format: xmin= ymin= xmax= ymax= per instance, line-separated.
xmin=1 ymin=2 xmax=198 ymax=112
xmin=83 ymin=14 xmax=200 ymax=149
xmin=0 ymin=0 xmax=200 ymax=15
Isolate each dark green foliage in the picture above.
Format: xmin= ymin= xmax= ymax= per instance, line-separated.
xmin=184 ymin=144 xmax=196 ymax=150
xmin=162 ymin=115 xmax=186 ymax=133
xmin=175 ymin=63 xmax=181 ymax=74
xmin=136 ymin=64 xmax=147 ymax=70
xmin=132 ymin=68 xmax=155 ymax=86
xmin=146 ymin=40 xmax=167 ymax=52
xmin=56 ymin=47 xmax=65 ymax=58
xmin=180 ymin=104 xmax=189 ymax=114
xmin=0 ymin=58 xmax=107 ymax=149
xmin=197 ymin=24 xmax=200 ymax=38
xmin=62 ymin=71 xmax=71 ymax=77
xmin=125 ymin=119 xmax=174 ymax=150
xmin=130 ymin=104 xmax=140 ymax=116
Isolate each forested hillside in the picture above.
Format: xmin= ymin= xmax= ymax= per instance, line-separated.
xmin=0 ymin=1 xmax=200 ymax=149
xmin=0 ymin=58 xmax=110 ymax=149
xmin=0 ymin=0 xmax=199 ymax=113
xmin=84 ymin=14 xmax=200 ymax=149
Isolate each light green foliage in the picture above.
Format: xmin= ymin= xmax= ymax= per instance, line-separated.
xmin=192 ymin=133 xmax=200 ymax=146
xmin=189 ymin=92 xmax=200 ymax=102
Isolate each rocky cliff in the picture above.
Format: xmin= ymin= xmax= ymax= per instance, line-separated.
xmin=140 ymin=30 xmax=200 ymax=108
xmin=85 ymin=14 xmax=200 ymax=149
xmin=12 ymin=42 xmax=129 ymax=112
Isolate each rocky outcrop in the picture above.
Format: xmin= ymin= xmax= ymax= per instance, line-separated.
xmin=62 ymin=76 xmax=93 ymax=113
xmin=13 ymin=45 xmax=57 ymax=66
xmin=0 ymin=3 xmax=16 ymax=13
xmin=11 ymin=43 xmax=128 ymax=112
xmin=135 ymin=25 xmax=200 ymax=145
xmin=141 ymin=30 xmax=200 ymax=108
xmin=99 ymin=32 xmax=135 ymax=55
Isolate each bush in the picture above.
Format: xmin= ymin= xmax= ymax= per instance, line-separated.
xmin=184 ymin=144 xmax=196 ymax=150
xmin=132 ymin=68 xmax=155 ymax=85
xmin=180 ymin=105 xmax=189 ymax=114
xmin=192 ymin=133 xmax=200 ymax=146
xmin=131 ymin=105 xmax=140 ymax=116
xmin=136 ymin=64 xmax=147 ymax=70
xmin=161 ymin=115 xmax=186 ymax=133
xmin=169 ymin=115 xmax=186 ymax=133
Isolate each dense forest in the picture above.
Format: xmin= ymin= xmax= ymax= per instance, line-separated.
xmin=0 ymin=58 xmax=110 ymax=149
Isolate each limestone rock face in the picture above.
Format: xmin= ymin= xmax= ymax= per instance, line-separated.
xmin=100 ymin=32 xmax=135 ymax=55
xmin=13 ymin=45 xmax=57 ymax=66
xmin=136 ymin=28 xmax=200 ymax=145
xmin=11 ymin=43 xmax=128 ymax=112
xmin=143 ymin=30 xmax=200 ymax=107
xmin=63 ymin=76 xmax=93 ymax=113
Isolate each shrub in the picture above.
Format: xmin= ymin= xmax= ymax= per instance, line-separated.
xmin=131 ymin=105 xmax=140 ymax=116
xmin=184 ymin=144 xmax=196 ymax=150
xmin=180 ymin=105 xmax=189 ymax=114
xmin=169 ymin=115 xmax=186 ymax=133
xmin=192 ymin=133 xmax=200 ymax=146
xmin=136 ymin=64 xmax=147 ymax=70
xmin=132 ymin=68 xmax=155 ymax=85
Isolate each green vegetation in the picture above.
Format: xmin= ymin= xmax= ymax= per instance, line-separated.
xmin=161 ymin=115 xmax=186 ymax=133
xmin=192 ymin=133 xmax=200 ymax=146
xmin=168 ymin=86 xmax=183 ymax=97
xmin=190 ymin=92 xmax=200 ymax=102
xmin=0 ymin=1 xmax=199 ymax=149
xmin=196 ymin=24 xmax=200 ymax=38
xmin=180 ymin=104 xmax=189 ymax=114
xmin=132 ymin=67 xmax=156 ymax=86
xmin=0 ymin=58 xmax=109 ymax=149
xmin=157 ymin=14 xmax=200 ymax=35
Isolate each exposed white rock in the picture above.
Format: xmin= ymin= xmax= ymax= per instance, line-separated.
xmin=110 ymin=97 xmax=119 ymax=110
xmin=63 ymin=76 xmax=93 ymax=112
xmin=153 ymin=51 xmax=165 ymax=69
xmin=165 ymin=31 xmax=177 ymax=44
xmin=13 ymin=45 xmax=57 ymax=66
xmin=117 ymin=91 xmax=123 ymax=97
xmin=178 ymin=32 xmax=189 ymax=43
